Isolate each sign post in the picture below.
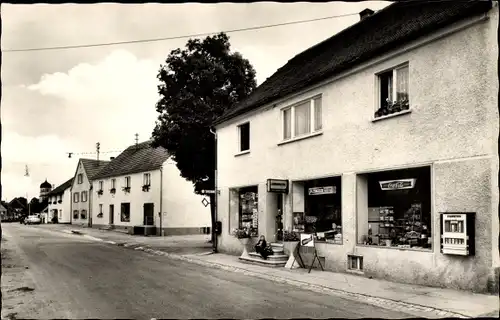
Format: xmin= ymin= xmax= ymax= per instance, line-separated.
xmin=267 ymin=179 xmax=289 ymax=194
xmin=300 ymin=233 xmax=324 ymax=273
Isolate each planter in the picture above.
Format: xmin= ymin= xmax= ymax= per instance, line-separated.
xmin=239 ymin=237 xmax=252 ymax=258
xmin=283 ymin=241 xmax=302 ymax=269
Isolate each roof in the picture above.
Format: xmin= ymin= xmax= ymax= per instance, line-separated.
xmin=92 ymin=140 xmax=170 ymax=180
xmin=46 ymin=177 xmax=74 ymax=196
xmin=40 ymin=179 xmax=52 ymax=188
xmin=214 ymin=0 xmax=493 ymax=125
xmin=0 ymin=204 xmax=7 ymax=212
xmin=80 ymin=159 xmax=110 ymax=181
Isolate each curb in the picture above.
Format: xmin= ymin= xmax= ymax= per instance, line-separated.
xmin=60 ymin=230 xmax=471 ymax=319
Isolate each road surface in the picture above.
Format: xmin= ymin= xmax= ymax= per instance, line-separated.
xmin=1 ymin=223 xmax=411 ymax=319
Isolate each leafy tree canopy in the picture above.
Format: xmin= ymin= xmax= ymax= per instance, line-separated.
xmin=152 ymin=32 xmax=257 ymax=193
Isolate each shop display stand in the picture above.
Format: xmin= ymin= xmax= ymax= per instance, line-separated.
xmin=290 ymin=242 xmax=306 ymax=269
xmin=308 ymin=246 xmax=324 ymax=274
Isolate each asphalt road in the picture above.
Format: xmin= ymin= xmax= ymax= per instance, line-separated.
xmin=1 ymin=223 xmax=411 ymax=319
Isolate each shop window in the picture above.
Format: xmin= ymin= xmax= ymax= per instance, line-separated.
xmin=121 ymin=203 xmax=131 ymax=222
xmin=303 ymin=177 xmax=342 ymax=244
xmin=357 ymin=166 xmax=432 ymax=250
xmin=282 ymin=95 xmax=322 ymax=141
xmin=238 ymin=122 xmax=250 ymax=152
xmin=375 ymin=63 xmax=410 ymax=118
xmin=80 ymin=210 xmax=87 ymax=220
xmin=238 ymin=186 xmax=258 ymax=237
xmin=73 ymin=210 xmax=78 ymax=219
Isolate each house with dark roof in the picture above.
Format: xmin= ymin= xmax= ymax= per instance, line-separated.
xmin=213 ymin=2 xmax=499 ymax=294
xmin=46 ymin=177 xmax=74 ymax=224
xmin=70 ymin=158 xmax=110 ymax=226
xmin=90 ymin=140 xmax=211 ymax=235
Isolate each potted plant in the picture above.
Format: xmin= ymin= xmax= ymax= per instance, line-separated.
xmin=58 ymin=200 xmax=62 ymax=204
xmin=97 ymin=189 xmax=104 ymax=196
xmin=110 ymin=188 xmax=116 ymax=194
xmin=283 ymin=230 xmax=303 ymax=269
xmin=232 ymin=227 xmax=252 ymax=258
xmin=122 ymin=186 xmax=131 ymax=193
xmin=142 ymin=185 xmax=150 ymax=192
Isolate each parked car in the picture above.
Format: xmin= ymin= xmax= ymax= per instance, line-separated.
xmin=24 ymin=215 xmax=41 ymax=225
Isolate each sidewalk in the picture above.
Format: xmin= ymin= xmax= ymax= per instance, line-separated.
xmin=41 ymin=224 xmax=499 ymax=318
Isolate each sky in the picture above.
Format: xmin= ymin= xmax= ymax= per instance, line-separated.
xmin=1 ymin=1 xmax=391 ymax=202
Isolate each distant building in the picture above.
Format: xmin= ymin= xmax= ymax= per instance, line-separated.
xmin=39 ymin=179 xmax=52 ymax=201
xmin=46 ymin=177 xmax=74 ymax=224
xmin=0 ymin=203 xmax=8 ymax=221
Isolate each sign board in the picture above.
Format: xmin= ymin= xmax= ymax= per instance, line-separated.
xmin=379 ymin=178 xmax=416 ymax=191
xmin=300 ymin=233 xmax=315 ymax=247
xmin=201 ymin=189 xmax=216 ymax=194
xmin=308 ymin=186 xmax=336 ymax=196
xmin=201 ymin=198 xmax=210 ymax=207
xmin=267 ymin=179 xmax=289 ymax=193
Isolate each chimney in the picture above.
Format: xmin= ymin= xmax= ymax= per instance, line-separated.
xmin=110 ymin=157 xmax=115 ymax=160
xmin=359 ymin=8 xmax=374 ymax=21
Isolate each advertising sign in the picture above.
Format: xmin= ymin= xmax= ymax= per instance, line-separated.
xmin=379 ymin=178 xmax=416 ymax=191
xmin=300 ymin=233 xmax=315 ymax=247
xmin=267 ymin=179 xmax=289 ymax=193
xmin=308 ymin=186 xmax=336 ymax=195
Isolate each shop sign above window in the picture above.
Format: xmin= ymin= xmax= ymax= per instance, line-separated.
xmin=308 ymin=186 xmax=336 ymax=195
xmin=267 ymin=179 xmax=289 ymax=194
xmin=379 ymin=178 xmax=416 ymax=191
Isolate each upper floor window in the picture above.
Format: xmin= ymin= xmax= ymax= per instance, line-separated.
xmin=81 ymin=191 xmax=88 ymax=202
xmin=238 ymin=122 xmax=250 ymax=152
xmin=77 ymin=174 xmax=83 ymax=184
xmin=143 ymin=173 xmax=151 ymax=186
xmin=125 ymin=176 xmax=131 ymax=188
xmin=375 ymin=63 xmax=410 ymax=119
xmin=98 ymin=181 xmax=104 ymax=191
xmin=111 ymin=178 xmax=116 ymax=189
xmin=282 ymin=96 xmax=322 ymax=141
xmin=73 ymin=192 xmax=79 ymax=203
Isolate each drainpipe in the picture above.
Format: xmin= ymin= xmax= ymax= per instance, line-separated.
xmin=209 ymin=127 xmax=218 ymax=253
xmin=70 ymin=188 xmax=73 ymax=224
xmin=89 ymin=184 xmax=93 ymax=228
xmin=159 ymin=165 xmax=163 ymax=236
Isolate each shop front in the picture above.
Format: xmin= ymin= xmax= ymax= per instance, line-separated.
xmin=357 ymin=166 xmax=432 ymax=250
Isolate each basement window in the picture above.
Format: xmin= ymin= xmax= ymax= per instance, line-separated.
xmin=347 ymin=254 xmax=363 ymax=271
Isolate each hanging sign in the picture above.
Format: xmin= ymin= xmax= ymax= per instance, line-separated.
xmin=379 ymin=178 xmax=416 ymax=191
xmin=267 ymin=179 xmax=289 ymax=193
xmin=308 ymin=186 xmax=336 ymax=195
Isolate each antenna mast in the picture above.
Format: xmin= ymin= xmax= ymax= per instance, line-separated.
xmin=135 ymin=133 xmax=139 ymax=150
xmin=96 ymin=142 xmax=100 ymax=161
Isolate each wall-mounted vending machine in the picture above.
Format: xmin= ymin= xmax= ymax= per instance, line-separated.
xmin=440 ymin=212 xmax=475 ymax=256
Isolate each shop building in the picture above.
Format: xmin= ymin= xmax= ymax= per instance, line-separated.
xmin=213 ymin=1 xmax=499 ymax=293
xmin=90 ymin=141 xmax=211 ymax=235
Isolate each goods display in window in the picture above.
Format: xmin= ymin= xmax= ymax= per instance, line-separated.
xmin=292 ymin=212 xmax=305 ymax=233
xmin=239 ymin=191 xmax=258 ymax=237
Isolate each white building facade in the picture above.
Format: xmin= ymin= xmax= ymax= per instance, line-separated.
xmin=91 ymin=141 xmax=211 ymax=235
xmin=47 ymin=178 xmax=73 ymax=224
xmin=214 ymin=2 xmax=499 ymax=293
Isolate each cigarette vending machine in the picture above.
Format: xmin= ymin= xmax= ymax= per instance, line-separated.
xmin=440 ymin=212 xmax=475 ymax=256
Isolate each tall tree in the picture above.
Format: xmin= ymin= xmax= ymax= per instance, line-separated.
xmin=152 ymin=33 xmax=257 ymax=248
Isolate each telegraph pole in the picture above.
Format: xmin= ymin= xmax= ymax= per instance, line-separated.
xmin=96 ymin=142 xmax=100 ymax=161
xmin=25 ymin=165 xmax=30 ymax=216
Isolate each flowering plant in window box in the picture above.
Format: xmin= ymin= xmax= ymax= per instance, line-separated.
xmin=97 ymin=213 xmax=103 ymax=218
xmin=142 ymin=184 xmax=150 ymax=192
xmin=122 ymin=186 xmax=131 ymax=193
xmin=232 ymin=227 xmax=251 ymax=239
xmin=58 ymin=200 xmax=62 ymax=204
xmin=375 ymin=97 xmax=410 ymax=118
xmin=283 ymin=230 xmax=300 ymax=242
xmin=97 ymin=189 xmax=103 ymax=196
xmin=110 ymin=188 xmax=116 ymax=194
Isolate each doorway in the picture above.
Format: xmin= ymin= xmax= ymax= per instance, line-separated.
xmin=143 ymin=203 xmax=154 ymax=226
xmin=109 ymin=204 xmax=114 ymax=225
xmin=276 ymin=193 xmax=284 ymax=242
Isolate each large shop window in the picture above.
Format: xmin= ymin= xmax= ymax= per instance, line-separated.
xmin=238 ymin=186 xmax=259 ymax=237
xmin=298 ymin=177 xmax=342 ymax=244
xmin=357 ymin=166 xmax=432 ymax=250
xmin=121 ymin=203 xmax=131 ymax=222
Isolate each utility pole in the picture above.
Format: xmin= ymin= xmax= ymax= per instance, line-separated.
xmin=96 ymin=142 xmax=100 ymax=161
xmin=135 ymin=133 xmax=139 ymax=150
xmin=209 ymin=128 xmax=218 ymax=253
xmin=24 ymin=165 xmax=30 ymax=216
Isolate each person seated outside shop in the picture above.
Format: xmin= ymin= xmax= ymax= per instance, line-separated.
xmin=255 ymin=235 xmax=272 ymax=259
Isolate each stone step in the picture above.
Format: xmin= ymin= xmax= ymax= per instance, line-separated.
xmin=271 ymin=243 xmax=284 ymax=247
xmin=248 ymin=252 xmax=289 ymax=262
xmin=239 ymin=255 xmax=287 ymax=268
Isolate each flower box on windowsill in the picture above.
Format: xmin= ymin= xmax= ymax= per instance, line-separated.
xmin=97 ymin=190 xmax=104 ymax=196
xmin=97 ymin=213 xmax=103 ymax=218
xmin=122 ymin=187 xmax=131 ymax=193
xmin=52 ymin=202 xmax=57 ymax=205
xmin=142 ymin=185 xmax=150 ymax=192
xmin=110 ymin=188 xmax=116 ymax=194
xmin=58 ymin=200 xmax=62 ymax=204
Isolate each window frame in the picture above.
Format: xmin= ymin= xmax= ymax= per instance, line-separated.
xmin=81 ymin=191 xmax=87 ymax=202
xmin=125 ymin=176 xmax=131 ymax=188
xmin=237 ymin=122 xmax=251 ymax=153
xmin=374 ymin=62 xmax=410 ymax=120
xmin=121 ymin=202 xmax=131 ymax=222
xmin=111 ymin=178 xmax=116 ymax=189
xmin=99 ymin=204 xmax=103 ymax=214
xmin=77 ymin=174 xmax=83 ymax=184
xmin=98 ymin=180 xmax=104 ymax=191
xmin=73 ymin=210 xmax=79 ymax=219
xmin=281 ymin=94 xmax=323 ymax=142
xmin=143 ymin=173 xmax=151 ymax=186
xmin=73 ymin=192 xmax=79 ymax=203
xmin=80 ymin=209 xmax=87 ymax=220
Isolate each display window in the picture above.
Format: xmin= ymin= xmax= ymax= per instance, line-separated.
xmin=238 ymin=186 xmax=259 ymax=237
xmin=358 ymin=166 xmax=432 ymax=250
xmin=301 ymin=177 xmax=342 ymax=244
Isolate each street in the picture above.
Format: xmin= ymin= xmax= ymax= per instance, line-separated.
xmin=1 ymin=223 xmax=412 ymax=319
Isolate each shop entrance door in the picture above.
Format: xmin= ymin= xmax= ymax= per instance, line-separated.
xmin=276 ymin=193 xmax=284 ymax=242
xmin=143 ymin=203 xmax=155 ymax=226
xmin=109 ymin=204 xmax=114 ymax=225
